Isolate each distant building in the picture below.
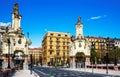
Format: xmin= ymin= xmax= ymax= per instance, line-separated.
xmin=42 ymin=31 xmax=70 ymax=66
xmin=86 ymin=36 xmax=107 ymax=64
xmin=86 ymin=36 xmax=107 ymax=52
xmin=28 ymin=47 xmax=42 ymax=65
xmin=86 ymin=36 xmax=120 ymax=64
xmin=86 ymin=36 xmax=120 ymax=54
xmin=113 ymin=38 xmax=120 ymax=48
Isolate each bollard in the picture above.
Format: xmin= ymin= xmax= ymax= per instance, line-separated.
xmin=50 ymin=69 xmax=52 ymax=77
xmin=0 ymin=71 xmax=3 ymax=77
xmin=92 ymin=65 xmax=94 ymax=74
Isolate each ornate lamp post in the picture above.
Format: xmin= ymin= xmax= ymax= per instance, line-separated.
xmin=114 ymin=46 xmax=117 ymax=65
xmin=106 ymin=37 xmax=110 ymax=74
xmin=39 ymin=54 xmax=42 ymax=66
xmin=114 ymin=38 xmax=118 ymax=70
xmin=91 ymin=42 xmax=95 ymax=64
xmin=7 ymin=38 xmax=11 ymax=68
xmin=91 ymin=42 xmax=95 ymax=74
xmin=4 ymin=26 xmax=11 ymax=69
xmin=30 ymin=54 xmax=32 ymax=74
xmin=100 ymin=42 xmax=104 ymax=64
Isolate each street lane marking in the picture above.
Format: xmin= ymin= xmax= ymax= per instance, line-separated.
xmin=34 ymin=68 xmax=49 ymax=76
xmin=64 ymin=75 xmax=68 ymax=76
xmin=103 ymin=76 xmax=112 ymax=77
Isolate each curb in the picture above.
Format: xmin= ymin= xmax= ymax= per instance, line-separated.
xmin=32 ymin=71 xmax=40 ymax=77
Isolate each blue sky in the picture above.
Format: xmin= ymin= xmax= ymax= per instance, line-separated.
xmin=0 ymin=0 xmax=120 ymax=47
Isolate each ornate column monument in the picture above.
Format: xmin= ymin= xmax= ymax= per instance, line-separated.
xmin=69 ymin=17 xmax=90 ymax=68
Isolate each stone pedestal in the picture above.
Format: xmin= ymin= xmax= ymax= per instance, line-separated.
xmin=23 ymin=56 xmax=28 ymax=70
xmin=2 ymin=56 xmax=8 ymax=69
xmin=114 ymin=65 xmax=118 ymax=71
xmin=70 ymin=57 xmax=76 ymax=68
xmin=85 ymin=57 xmax=90 ymax=66
xmin=23 ymin=62 xmax=28 ymax=70
xmin=70 ymin=62 xmax=76 ymax=68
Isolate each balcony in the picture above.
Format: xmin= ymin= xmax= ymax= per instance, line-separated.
xmin=49 ymin=49 xmax=53 ymax=51
xmin=56 ymin=49 xmax=60 ymax=51
xmin=55 ymin=55 xmax=61 ymax=58
xmin=50 ymin=40 xmax=53 ymax=42
xmin=56 ymin=44 xmax=60 ymax=46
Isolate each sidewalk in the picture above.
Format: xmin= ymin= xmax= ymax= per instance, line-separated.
xmin=12 ymin=70 xmax=39 ymax=77
xmin=63 ymin=68 xmax=120 ymax=76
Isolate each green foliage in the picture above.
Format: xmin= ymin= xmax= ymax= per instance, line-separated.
xmin=90 ymin=46 xmax=120 ymax=64
xmin=108 ymin=46 xmax=120 ymax=64
xmin=90 ymin=48 xmax=97 ymax=64
xmin=117 ymin=47 xmax=120 ymax=58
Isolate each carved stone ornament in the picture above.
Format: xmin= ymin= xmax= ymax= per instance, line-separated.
xmin=18 ymin=38 xmax=22 ymax=44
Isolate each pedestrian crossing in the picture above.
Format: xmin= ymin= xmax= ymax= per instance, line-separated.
xmin=33 ymin=67 xmax=119 ymax=77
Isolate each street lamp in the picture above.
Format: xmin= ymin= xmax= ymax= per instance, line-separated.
xmin=106 ymin=37 xmax=110 ymax=74
xmin=114 ymin=38 xmax=117 ymax=66
xmin=30 ymin=54 xmax=32 ymax=74
xmin=114 ymin=38 xmax=118 ymax=70
xmin=114 ymin=46 xmax=117 ymax=66
xmin=100 ymin=42 xmax=104 ymax=64
xmin=105 ymin=52 xmax=108 ymax=74
xmin=7 ymin=38 xmax=11 ymax=68
xmin=91 ymin=42 xmax=95 ymax=74
xmin=91 ymin=42 xmax=95 ymax=64
xmin=5 ymin=26 xmax=11 ymax=69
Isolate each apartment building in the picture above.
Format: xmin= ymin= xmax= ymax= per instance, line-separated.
xmin=86 ymin=36 xmax=117 ymax=64
xmin=42 ymin=31 xmax=70 ymax=66
xmin=28 ymin=47 xmax=42 ymax=65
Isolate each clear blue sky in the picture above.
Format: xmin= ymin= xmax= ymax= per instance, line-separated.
xmin=0 ymin=0 xmax=120 ymax=47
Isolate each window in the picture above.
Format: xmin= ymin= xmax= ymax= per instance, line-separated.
xmin=50 ymin=51 xmax=52 ymax=55
xmin=63 ymin=42 xmax=65 ymax=45
xmin=63 ymin=52 xmax=65 ymax=56
xmin=65 ymin=35 xmax=68 ymax=37
xmin=56 ymin=46 xmax=60 ymax=49
xmin=50 ymin=46 xmax=52 ymax=49
xmin=56 ymin=38 xmax=59 ymax=41
xmin=67 ymin=46 xmax=69 ymax=49
xmin=57 ymin=52 xmax=59 ymax=56
xmin=50 ymin=37 xmax=52 ymax=40
xmin=50 ymin=41 xmax=52 ymax=44
xmin=50 ymin=33 xmax=53 ymax=36
xmin=56 ymin=42 xmax=60 ymax=46
xmin=63 ymin=46 xmax=65 ymax=49
xmin=58 ymin=34 xmax=61 ymax=36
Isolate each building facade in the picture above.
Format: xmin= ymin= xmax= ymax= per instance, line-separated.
xmin=0 ymin=3 xmax=31 ymax=69
xmin=86 ymin=36 xmax=107 ymax=64
xmin=86 ymin=36 xmax=120 ymax=64
xmin=28 ymin=47 xmax=42 ymax=65
xmin=42 ymin=31 xmax=70 ymax=66
xmin=114 ymin=38 xmax=120 ymax=48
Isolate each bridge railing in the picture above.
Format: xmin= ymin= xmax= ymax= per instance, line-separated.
xmin=86 ymin=64 xmax=120 ymax=70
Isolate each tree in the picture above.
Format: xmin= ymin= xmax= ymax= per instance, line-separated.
xmin=117 ymin=47 xmax=120 ymax=63
xmin=108 ymin=46 xmax=120 ymax=64
xmin=96 ymin=50 xmax=101 ymax=64
xmin=108 ymin=50 xmax=114 ymax=64
xmin=90 ymin=48 xmax=97 ymax=64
